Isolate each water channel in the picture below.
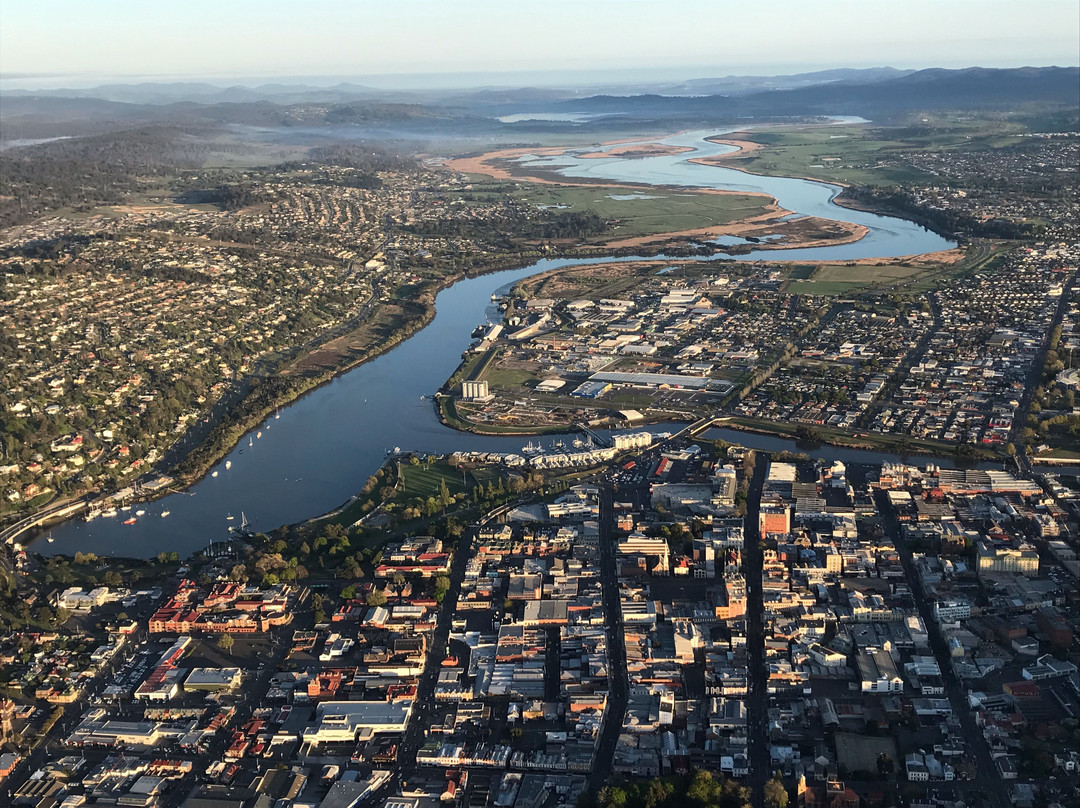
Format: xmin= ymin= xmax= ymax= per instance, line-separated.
xmin=42 ymin=129 xmax=958 ymax=558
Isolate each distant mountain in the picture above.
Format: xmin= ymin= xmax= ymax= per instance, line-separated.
xmin=0 ymin=67 xmax=918 ymax=107
xmin=552 ymin=66 xmax=1080 ymax=120
xmin=0 ymin=93 xmax=491 ymax=142
xmin=0 ymin=80 xmax=391 ymax=106
xmin=646 ymin=67 xmax=917 ymax=97
xmin=3 ymin=66 xmax=1076 ymax=142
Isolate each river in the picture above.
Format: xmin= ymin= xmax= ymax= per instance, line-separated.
xmin=40 ymin=128 xmax=957 ymax=558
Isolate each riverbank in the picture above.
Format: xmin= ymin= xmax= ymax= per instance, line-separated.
xmin=713 ymin=417 xmax=997 ymax=463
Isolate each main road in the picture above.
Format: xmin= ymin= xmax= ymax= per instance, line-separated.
xmin=742 ymin=453 xmax=771 ymax=805
xmin=875 ymin=489 xmax=1010 ymax=808
xmin=588 ymin=485 xmax=629 ymax=795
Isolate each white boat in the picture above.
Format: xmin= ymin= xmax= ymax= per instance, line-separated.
xmin=47 ymin=536 xmax=54 ymax=543
xmin=135 ymin=509 xmax=146 ymax=516
xmin=256 ymin=431 xmax=262 ymax=439
xmin=225 ymin=460 xmax=232 ymax=470
xmin=226 ymin=514 xmax=235 ymax=521
xmin=102 ymin=508 xmax=118 ymax=518
xmin=119 ymin=504 xmax=131 ymax=512
xmin=249 ymin=437 xmax=253 ymax=447
xmin=211 ymin=471 xmax=219 ymax=478
xmin=275 ymin=410 xmax=280 ymax=420
xmin=161 ymin=510 xmax=171 ymax=518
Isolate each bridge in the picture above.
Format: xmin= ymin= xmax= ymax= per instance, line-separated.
xmin=667 ymin=413 xmax=729 ymax=442
xmin=0 ymin=498 xmax=88 ymax=548
xmin=574 ymin=423 xmax=614 ymax=449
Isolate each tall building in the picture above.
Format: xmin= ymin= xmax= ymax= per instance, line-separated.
xmin=461 ymin=380 xmax=491 ymax=401
xmin=976 ymin=541 xmax=1039 ymax=577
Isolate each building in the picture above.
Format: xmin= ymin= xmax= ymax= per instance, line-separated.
xmin=302 ymin=701 xmax=413 ymax=744
xmin=1036 ymin=606 xmax=1073 ymax=648
xmin=976 ymin=541 xmax=1039 ymax=577
xmin=932 ymin=599 xmax=972 ymax=623
xmin=759 ymin=503 xmax=791 ymax=535
xmin=184 ymin=668 xmax=243 ymax=692
xmin=462 ymin=380 xmax=492 ymax=402
xmin=857 ymin=649 xmax=904 ymax=694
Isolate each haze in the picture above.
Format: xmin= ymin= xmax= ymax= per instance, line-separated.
xmin=2 ymin=0 xmax=1079 ymax=90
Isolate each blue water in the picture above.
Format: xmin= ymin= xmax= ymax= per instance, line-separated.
xmin=517 ymin=128 xmax=954 ymax=261
xmin=41 ymin=127 xmax=957 ymax=558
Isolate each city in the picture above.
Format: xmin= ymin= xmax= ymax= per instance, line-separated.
xmin=1 ymin=3 xmax=1079 ymax=808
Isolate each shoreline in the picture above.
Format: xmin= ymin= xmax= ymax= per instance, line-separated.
xmin=705 ymin=419 xmax=996 ymax=464
xmin=14 ymin=126 xmax=965 ymax=550
xmin=14 ymin=257 xmax=547 ymax=542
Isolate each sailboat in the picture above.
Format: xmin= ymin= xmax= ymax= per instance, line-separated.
xmin=230 ymin=511 xmax=253 ymax=536
xmin=225 ymin=460 xmax=232 ymax=470
xmin=249 ymin=437 xmax=253 ymax=447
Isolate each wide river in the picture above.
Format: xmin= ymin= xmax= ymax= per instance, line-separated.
xmin=42 ymin=128 xmax=957 ymax=558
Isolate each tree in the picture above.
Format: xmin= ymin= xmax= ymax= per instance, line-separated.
xmin=103 ymin=571 xmax=124 ymax=587
xmin=340 ymin=584 xmax=357 ymax=600
xmin=877 ymin=752 xmax=895 ymax=777
xmin=687 ymin=770 xmax=721 ymax=806
xmin=218 ymin=633 xmax=234 ymax=652
xmin=366 ymin=590 xmax=387 ymax=607
xmin=597 ymin=786 xmax=628 ymax=808
xmin=764 ymin=776 xmax=789 ymax=808
xmin=338 ymin=556 xmax=361 ymax=579
xmin=433 ymin=575 xmax=450 ymax=603
xmin=644 ymin=779 xmax=676 ymax=808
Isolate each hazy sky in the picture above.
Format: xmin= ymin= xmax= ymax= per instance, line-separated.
xmin=2 ymin=0 xmax=1078 ymax=87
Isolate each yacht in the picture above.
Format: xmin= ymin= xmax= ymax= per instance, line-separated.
xmin=135 ymin=509 xmax=146 ymax=516
xmin=160 ymin=510 xmax=171 ymax=518
xmin=211 ymin=471 xmax=219 ymax=478
xmin=225 ymin=460 xmax=232 ymax=470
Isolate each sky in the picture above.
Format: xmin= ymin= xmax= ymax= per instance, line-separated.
xmin=2 ymin=0 xmax=1078 ymax=89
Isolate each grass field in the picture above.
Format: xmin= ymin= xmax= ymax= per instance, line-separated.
xmin=782 ymin=249 xmax=986 ymax=295
xmin=399 ymin=461 xmax=472 ymax=501
xmin=731 ymin=126 xmax=931 ymax=186
xmin=484 ymin=367 xmax=536 ymax=388
xmin=503 ymin=185 xmax=772 ymax=239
